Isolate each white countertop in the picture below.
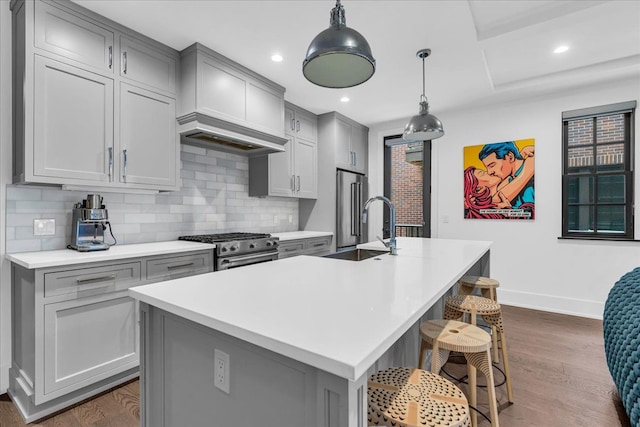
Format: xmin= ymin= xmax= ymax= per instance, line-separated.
xmin=6 ymin=241 xmax=214 ymax=269
xmin=129 ymin=237 xmax=491 ymax=381
xmin=271 ymin=231 xmax=333 ymax=241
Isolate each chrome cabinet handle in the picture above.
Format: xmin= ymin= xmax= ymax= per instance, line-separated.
xmin=291 ymin=115 xmax=295 ymax=131
xmin=296 ymin=120 xmax=300 ymax=132
xmin=353 ymin=152 xmax=357 ymax=166
xmin=313 ymin=242 xmax=325 ymax=247
xmin=122 ymin=149 xmax=128 ymax=182
xmin=108 ymin=46 xmax=113 ymax=69
xmin=296 ymin=175 xmax=300 ymax=192
xmin=77 ymin=275 xmax=116 ymax=285
xmin=291 ymin=175 xmax=295 ymax=192
xmin=167 ymin=262 xmax=195 ymax=270
xmin=108 ymin=147 xmax=113 ymax=181
xmin=122 ymin=51 xmax=127 ymax=74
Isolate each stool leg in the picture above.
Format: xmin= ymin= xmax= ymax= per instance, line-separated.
xmin=466 ymin=351 xmax=500 ymax=427
xmin=491 ymin=325 xmax=500 ymax=363
xmin=418 ymin=339 xmax=428 ymax=370
xmin=468 ymin=362 xmax=478 ymax=427
xmin=499 ymin=330 xmax=514 ymax=403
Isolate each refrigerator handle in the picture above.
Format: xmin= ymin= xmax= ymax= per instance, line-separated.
xmin=350 ymin=182 xmax=357 ymax=236
xmin=357 ymin=181 xmax=363 ymax=237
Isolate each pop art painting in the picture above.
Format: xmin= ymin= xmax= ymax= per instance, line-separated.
xmin=463 ymin=139 xmax=535 ymax=219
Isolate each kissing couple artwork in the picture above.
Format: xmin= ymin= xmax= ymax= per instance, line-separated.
xmin=463 ymin=139 xmax=535 ymax=220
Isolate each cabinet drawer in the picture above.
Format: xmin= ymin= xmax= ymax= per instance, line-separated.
xmin=305 ymin=236 xmax=332 ymax=255
xmin=278 ymin=241 xmax=306 ymax=259
xmin=35 ymin=1 xmax=114 ymax=72
xmin=146 ymin=251 xmax=213 ymax=282
xmin=44 ymin=262 xmax=141 ymax=299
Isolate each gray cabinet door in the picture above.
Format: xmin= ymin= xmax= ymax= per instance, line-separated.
xmin=120 ymin=35 xmax=176 ymax=94
xmin=34 ymin=1 xmax=114 ymax=73
xmin=33 ymin=56 xmax=113 ymax=183
xmin=119 ymin=83 xmax=177 ymax=188
xmin=351 ymin=125 xmax=368 ymax=174
xmin=294 ymin=109 xmax=317 ymax=142
xmin=335 ymin=118 xmax=352 ymax=170
xmin=42 ymin=292 xmax=138 ymax=402
xmin=294 ymin=137 xmax=317 ymax=199
xmin=268 ymin=136 xmax=294 ymax=197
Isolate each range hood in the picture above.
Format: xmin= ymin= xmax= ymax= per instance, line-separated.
xmin=178 ymin=112 xmax=286 ymax=156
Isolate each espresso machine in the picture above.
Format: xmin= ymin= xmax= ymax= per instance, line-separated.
xmin=69 ymin=194 xmax=115 ymax=251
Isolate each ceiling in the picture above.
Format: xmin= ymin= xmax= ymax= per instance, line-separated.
xmin=72 ymin=0 xmax=640 ymax=128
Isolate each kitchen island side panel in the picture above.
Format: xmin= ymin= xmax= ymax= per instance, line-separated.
xmin=139 ymin=251 xmax=489 ymax=427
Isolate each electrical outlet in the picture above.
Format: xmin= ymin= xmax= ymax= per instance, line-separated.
xmin=214 ymin=349 xmax=230 ymax=394
xmin=273 ymin=215 xmax=278 ymax=224
xmin=34 ymin=219 xmax=55 ymax=236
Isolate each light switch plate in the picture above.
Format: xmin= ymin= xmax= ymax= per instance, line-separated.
xmin=34 ymin=219 xmax=55 ymax=236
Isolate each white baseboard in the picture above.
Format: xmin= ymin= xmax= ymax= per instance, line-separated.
xmin=499 ymin=289 xmax=605 ymax=320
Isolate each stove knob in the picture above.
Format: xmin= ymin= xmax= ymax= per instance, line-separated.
xmin=250 ymin=243 xmax=256 ymax=249
xmin=221 ymin=247 xmax=227 ymax=252
xmin=230 ymin=245 xmax=238 ymax=251
xmin=266 ymin=241 xmax=272 ymax=247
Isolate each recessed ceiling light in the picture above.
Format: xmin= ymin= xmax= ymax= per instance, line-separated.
xmin=271 ymin=54 xmax=283 ymax=62
xmin=340 ymin=96 xmax=350 ymax=103
xmin=554 ymin=45 xmax=569 ymax=54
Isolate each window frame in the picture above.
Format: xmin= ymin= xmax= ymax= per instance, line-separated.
xmin=561 ymin=101 xmax=636 ymax=240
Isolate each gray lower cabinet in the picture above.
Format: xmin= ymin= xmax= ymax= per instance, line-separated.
xmin=278 ymin=235 xmax=332 ymax=259
xmin=12 ymin=0 xmax=180 ymax=191
xmin=9 ymin=250 xmax=213 ymax=423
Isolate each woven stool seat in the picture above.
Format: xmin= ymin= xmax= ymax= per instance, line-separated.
xmin=368 ymin=367 xmax=470 ymax=427
xmin=445 ymin=295 xmax=513 ymax=405
xmin=419 ymin=320 xmax=499 ymax=427
xmin=457 ymin=277 xmax=501 ymax=361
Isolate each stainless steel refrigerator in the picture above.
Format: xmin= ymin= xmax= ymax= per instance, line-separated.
xmin=336 ymin=169 xmax=367 ymax=250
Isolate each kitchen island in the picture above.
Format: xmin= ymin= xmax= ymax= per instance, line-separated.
xmin=130 ymin=237 xmax=491 ymax=427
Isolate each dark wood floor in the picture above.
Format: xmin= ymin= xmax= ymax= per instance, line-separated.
xmin=0 ymin=305 xmax=631 ymax=426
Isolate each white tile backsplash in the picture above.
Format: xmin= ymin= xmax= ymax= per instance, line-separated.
xmin=5 ymin=146 xmax=299 ymax=252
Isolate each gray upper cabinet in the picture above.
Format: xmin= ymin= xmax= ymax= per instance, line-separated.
xmin=33 ymin=56 xmax=114 ymax=184
xmin=334 ymin=115 xmax=368 ymax=174
xmin=119 ymin=35 xmax=176 ymax=95
xmin=119 ymin=83 xmax=177 ymax=187
xmin=34 ymin=1 xmax=114 ymax=73
xmin=179 ymin=43 xmax=285 ymax=139
xmin=249 ymin=103 xmax=317 ymax=199
xmin=12 ymin=0 xmax=180 ymax=191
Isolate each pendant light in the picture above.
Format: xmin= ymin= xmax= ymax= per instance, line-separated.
xmin=401 ymin=49 xmax=444 ymax=142
xmin=303 ymin=0 xmax=375 ymax=88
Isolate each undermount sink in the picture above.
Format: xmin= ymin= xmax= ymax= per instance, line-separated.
xmin=323 ymin=248 xmax=388 ymax=261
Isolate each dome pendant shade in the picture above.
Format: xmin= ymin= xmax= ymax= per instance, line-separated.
xmin=303 ymin=0 xmax=376 ymax=88
xmin=402 ymin=49 xmax=444 ymax=142
xmin=403 ymin=100 xmax=445 ymax=141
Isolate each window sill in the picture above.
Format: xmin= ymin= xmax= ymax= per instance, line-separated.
xmin=558 ymin=236 xmax=640 ymax=242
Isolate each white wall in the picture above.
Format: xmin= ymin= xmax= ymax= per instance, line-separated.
xmin=368 ymin=77 xmax=640 ymax=319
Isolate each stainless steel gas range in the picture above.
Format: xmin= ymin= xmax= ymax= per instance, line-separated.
xmin=178 ymin=233 xmax=279 ymax=271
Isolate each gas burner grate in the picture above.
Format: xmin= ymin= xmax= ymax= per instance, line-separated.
xmin=178 ymin=233 xmax=271 ymax=244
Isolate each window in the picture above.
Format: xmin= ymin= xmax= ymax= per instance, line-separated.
xmin=562 ymin=101 xmax=635 ymax=240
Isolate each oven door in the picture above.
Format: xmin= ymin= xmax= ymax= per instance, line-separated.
xmin=216 ymin=251 xmax=279 ymax=271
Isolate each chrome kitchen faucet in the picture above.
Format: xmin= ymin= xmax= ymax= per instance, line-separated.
xmin=362 ymin=196 xmax=398 ymax=255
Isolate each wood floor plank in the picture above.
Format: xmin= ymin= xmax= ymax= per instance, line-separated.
xmin=0 ymin=305 xmax=632 ymax=426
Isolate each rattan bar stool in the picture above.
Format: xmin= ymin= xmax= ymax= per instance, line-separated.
xmin=458 ymin=276 xmax=500 ymax=361
xmin=368 ymin=367 xmax=471 ymax=427
xmin=419 ymin=319 xmax=499 ymax=427
xmin=444 ymin=295 xmax=513 ymax=404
